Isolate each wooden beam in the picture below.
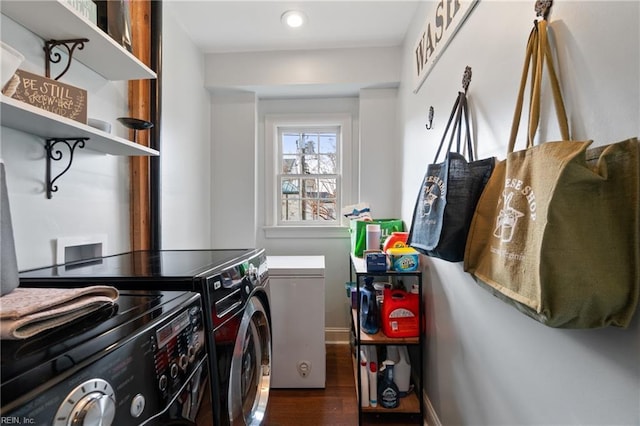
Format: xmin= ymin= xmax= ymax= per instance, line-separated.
xmin=129 ymin=0 xmax=152 ymax=251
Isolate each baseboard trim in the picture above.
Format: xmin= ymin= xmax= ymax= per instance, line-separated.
xmin=325 ymin=327 xmax=350 ymax=344
xmin=423 ymin=391 xmax=442 ymax=426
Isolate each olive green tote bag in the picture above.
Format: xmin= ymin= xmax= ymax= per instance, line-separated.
xmin=463 ymin=19 xmax=639 ymax=328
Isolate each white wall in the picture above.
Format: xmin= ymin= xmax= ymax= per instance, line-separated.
xmin=359 ymin=87 xmax=399 ymax=217
xmin=205 ymin=47 xmax=404 ymax=330
xmin=161 ymin=9 xmax=212 ymax=249
xmin=1 ymin=15 xmax=131 ymax=269
xmin=210 ymin=90 xmax=257 ymax=248
xmin=398 ymin=2 xmax=639 ymax=425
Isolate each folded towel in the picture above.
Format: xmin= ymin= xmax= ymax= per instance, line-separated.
xmin=0 ymin=286 xmax=119 ymax=340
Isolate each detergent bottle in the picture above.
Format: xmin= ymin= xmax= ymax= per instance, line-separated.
xmin=360 ymin=276 xmax=379 ymax=334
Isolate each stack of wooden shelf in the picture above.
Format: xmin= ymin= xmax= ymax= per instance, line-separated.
xmin=349 ymin=254 xmax=424 ymax=424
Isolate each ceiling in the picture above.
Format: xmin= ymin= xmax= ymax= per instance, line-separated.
xmin=167 ymin=1 xmax=422 ymax=54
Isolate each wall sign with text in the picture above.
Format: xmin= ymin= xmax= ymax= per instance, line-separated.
xmin=413 ymin=0 xmax=479 ymax=93
xmin=11 ymin=69 xmax=87 ymax=124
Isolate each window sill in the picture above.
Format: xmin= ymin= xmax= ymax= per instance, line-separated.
xmin=263 ymin=226 xmax=350 ymax=239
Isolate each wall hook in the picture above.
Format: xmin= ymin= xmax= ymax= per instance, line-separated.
xmin=462 ymin=66 xmax=472 ymax=93
xmin=535 ymin=0 xmax=552 ymax=20
xmin=425 ymin=106 xmax=434 ymax=130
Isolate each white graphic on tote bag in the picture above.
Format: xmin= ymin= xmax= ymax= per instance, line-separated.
xmin=421 ymin=176 xmax=446 ymax=217
xmin=493 ymin=192 xmax=525 ymax=243
xmin=421 ymin=188 xmax=438 ymax=217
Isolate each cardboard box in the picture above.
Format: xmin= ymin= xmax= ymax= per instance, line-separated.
xmin=365 ymin=252 xmax=388 ymax=272
xmin=387 ymin=247 xmax=419 ymax=272
xmin=11 ymin=69 xmax=87 ymax=124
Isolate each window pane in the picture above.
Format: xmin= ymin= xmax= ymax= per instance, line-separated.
xmin=301 ymin=133 xmax=318 ymax=155
xmin=318 ymin=133 xmax=336 ymax=154
xmin=300 ymin=178 xmax=316 ymax=197
xmin=282 ymin=155 xmax=298 ymax=174
xmin=302 ymin=154 xmax=318 ymax=174
xmin=282 ymin=132 xmax=299 ymax=154
xmin=281 ymin=178 xmax=300 ymax=195
xmin=303 ymin=200 xmax=319 ymax=221
xmin=319 ymin=153 xmax=336 ymax=174
xmin=281 ymin=197 xmax=300 ymax=221
xmin=318 ymin=178 xmax=336 ymax=198
xmin=319 ymin=201 xmax=336 ymax=220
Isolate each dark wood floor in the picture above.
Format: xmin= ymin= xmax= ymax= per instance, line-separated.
xmin=263 ymin=344 xmax=422 ymax=426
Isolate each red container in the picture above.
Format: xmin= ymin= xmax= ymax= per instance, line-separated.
xmin=381 ymin=289 xmax=419 ymax=338
xmin=382 ymin=231 xmax=409 ymax=252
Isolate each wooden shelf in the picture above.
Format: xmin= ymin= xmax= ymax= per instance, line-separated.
xmin=1 ymin=0 xmax=156 ymax=81
xmin=1 ymin=96 xmax=158 ymax=156
xmin=350 ymin=253 xmax=424 ymax=423
xmin=351 ymin=353 xmax=421 ymax=415
xmin=351 ymin=309 xmax=419 ymax=345
xmin=362 ymin=392 xmax=421 ymax=414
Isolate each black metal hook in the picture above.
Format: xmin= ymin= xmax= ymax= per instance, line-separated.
xmin=425 ymin=106 xmax=434 ymax=130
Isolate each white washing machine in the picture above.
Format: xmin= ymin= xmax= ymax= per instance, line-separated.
xmin=267 ymin=255 xmax=325 ymax=388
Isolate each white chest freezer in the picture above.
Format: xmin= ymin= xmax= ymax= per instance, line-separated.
xmin=267 ymin=255 xmax=325 ymax=388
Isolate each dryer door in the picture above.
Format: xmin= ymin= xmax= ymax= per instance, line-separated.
xmin=228 ymin=296 xmax=271 ymax=425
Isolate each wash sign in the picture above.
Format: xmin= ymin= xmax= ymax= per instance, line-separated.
xmin=413 ymin=0 xmax=478 ymax=93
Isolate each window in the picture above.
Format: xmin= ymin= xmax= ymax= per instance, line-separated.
xmin=265 ymin=113 xmax=353 ymax=232
xmin=279 ymin=127 xmax=339 ymax=223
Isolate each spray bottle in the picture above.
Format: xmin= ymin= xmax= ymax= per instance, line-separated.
xmin=378 ymin=360 xmax=399 ymax=409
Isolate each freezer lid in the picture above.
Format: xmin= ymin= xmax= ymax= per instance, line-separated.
xmin=266 ymin=256 xmax=325 ymax=276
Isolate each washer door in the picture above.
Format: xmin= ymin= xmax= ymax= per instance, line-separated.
xmin=228 ymin=296 xmax=271 ymax=425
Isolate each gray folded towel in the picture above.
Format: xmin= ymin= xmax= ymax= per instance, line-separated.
xmin=0 ymin=286 xmax=119 ymax=339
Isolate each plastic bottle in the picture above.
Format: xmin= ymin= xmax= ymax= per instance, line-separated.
xmin=382 ymin=231 xmax=409 ymax=252
xmin=360 ymin=277 xmax=380 ymax=334
xmin=366 ymin=347 xmax=378 ymax=407
xmin=378 ymin=360 xmax=399 ymax=409
xmin=366 ymin=224 xmax=381 ymax=251
xmin=386 ymin=345 xmax=412 ymax=395
xmin=359 ymin=350 xmax=369 ymax=407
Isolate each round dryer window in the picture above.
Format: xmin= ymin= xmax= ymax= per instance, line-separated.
xmin=228 ymin=296 xmax=271 ymax=425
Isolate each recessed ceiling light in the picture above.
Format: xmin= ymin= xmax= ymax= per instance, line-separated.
xmin=281 ymin=10 xmax=306 ymax=28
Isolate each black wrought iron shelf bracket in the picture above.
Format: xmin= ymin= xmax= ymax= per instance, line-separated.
xmin=45 ymin=138 xmax=87 ymax=199
xmin=44 ymin=38 xmax=89 ymax=80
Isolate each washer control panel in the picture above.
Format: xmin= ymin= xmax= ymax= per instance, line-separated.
xmin=2 ymin=296 xmax=206 ymax=426
xmin=152 ymin=305 xmax=205 ymax=399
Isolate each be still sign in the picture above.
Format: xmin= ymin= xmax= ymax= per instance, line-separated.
xmin=11 ymin=69 xmax=87 ymax=124
xmin=413 ymin=0 xmax=478 ymax=93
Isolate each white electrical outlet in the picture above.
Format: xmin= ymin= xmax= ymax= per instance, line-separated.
xmin=297 ymin=361 xmax=311 ymax=378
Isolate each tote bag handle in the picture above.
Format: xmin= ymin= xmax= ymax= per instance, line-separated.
xmin=433 ymin=90 xmax=474 ymax=163
xmin=508 ymin=19 xmax=570 ymax=153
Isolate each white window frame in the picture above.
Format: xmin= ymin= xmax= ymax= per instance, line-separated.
xmin=264 ymin=113 xmax=353 ymax=238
